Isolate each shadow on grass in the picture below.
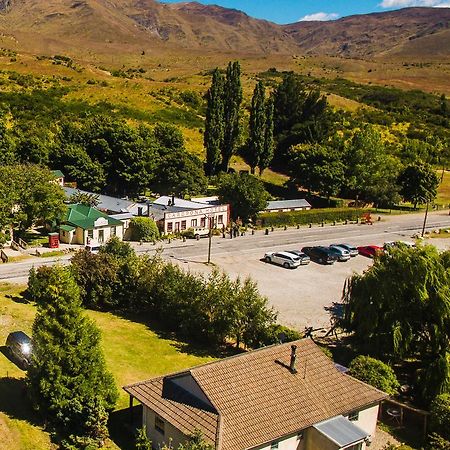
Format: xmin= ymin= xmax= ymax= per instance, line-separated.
xmin=109 ymin=405 xmax=142 ymax=450
xmin=0 ymin=376 xmax=38 ymax=424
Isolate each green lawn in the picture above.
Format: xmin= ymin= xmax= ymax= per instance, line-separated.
xmin=436 ymin=170 xmax=450 ymax=207
xmin=0 ymin=283 xmax=216 ymax=449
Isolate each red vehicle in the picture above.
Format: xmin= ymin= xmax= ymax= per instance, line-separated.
xmin=357 ymin=245 xmax=383 ymax=258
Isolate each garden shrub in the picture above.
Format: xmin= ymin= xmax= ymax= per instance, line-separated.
xmin=129 ymin=217 xmax=160 ymax=242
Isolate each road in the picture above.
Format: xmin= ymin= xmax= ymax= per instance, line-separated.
xmin=1 ymin=211 xmax=449 ymax=330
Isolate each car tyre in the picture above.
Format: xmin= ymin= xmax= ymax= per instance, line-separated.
xmin=319 ymin=258 xmax=323 ymax=264
xmin=283 ymin=262 xmax=290 ymax=269
xmin=265 ymin=256 xmax=271 ymax=263
xmin=195 ymin=234 xmax=200 ymax=240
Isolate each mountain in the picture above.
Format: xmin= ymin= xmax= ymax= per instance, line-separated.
xmin=0 ymin=1 xmax=449 ymax=59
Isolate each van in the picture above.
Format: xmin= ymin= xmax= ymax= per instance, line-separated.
xmin=85 ymin=244 xmax=102 ymax=254
xmin=5 ymin=331 xmax=32 ymax=368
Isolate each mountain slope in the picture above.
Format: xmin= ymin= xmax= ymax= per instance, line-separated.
xmin=0 ymin=1 xmax=449 ymax=58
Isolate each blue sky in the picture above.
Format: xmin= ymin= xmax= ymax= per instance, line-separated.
xmin=162 ymin=0 xmax=450 ymax=24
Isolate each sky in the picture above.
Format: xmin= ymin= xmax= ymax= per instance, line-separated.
xmin=162 ymin=0 xmax=450 ymax=24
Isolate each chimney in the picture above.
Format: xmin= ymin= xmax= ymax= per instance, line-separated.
xmin=172 ymin=195 xmax=175 ymax=206
xmin=289 ymin=345 xmax=298 ymax=374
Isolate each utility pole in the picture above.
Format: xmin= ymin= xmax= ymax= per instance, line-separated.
xmin=421 ymin=201 xmax=429 ymax=237
xmin=207 ymin=215 xmax=213 ymax=264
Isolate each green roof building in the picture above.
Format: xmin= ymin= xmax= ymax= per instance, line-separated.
xmin=60 ymin=204 xmax=124 ymax=245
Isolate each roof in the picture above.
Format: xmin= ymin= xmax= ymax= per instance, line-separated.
xmin=124 ymin=339 xmax=387 ymax=450
xmin=52 ymin=170 xmax=64 ymax=178
xmin=64 ymin=204 xmax=122 ymax=230
xmin=109 ymin=212 xmax=134 ymax=221
xmin=313 ymin=415 xmax=369 ymax=447
xmin=60 ymin=224 xmax=76 ymax=232
xmin=153 ymin=196 xmax=215 ymax=210
xmin=265 ymin=199 xmax=311 ymax=210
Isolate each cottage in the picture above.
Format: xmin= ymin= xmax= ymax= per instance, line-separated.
xmin=124 ymin=339 xmax=387 ymax=450
xmin=59 ymin=204 xmax=124 ymax=245
xmin=264 ymin=199 xmax=311 ymax=213
xmin=51 ymin=170 xmax=65 ymax=187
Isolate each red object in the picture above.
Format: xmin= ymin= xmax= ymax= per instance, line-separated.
xmin=48 ymin=233 xmax=60 ymax=249
xmin=357 ymin=245 xmax=383 ymax=258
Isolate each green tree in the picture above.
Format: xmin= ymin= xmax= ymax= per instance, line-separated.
xmin=27 ymin=265 xmax=118 ymax=443
xmin=69 ymin=190 xmax=100 ymax=207
xmin=0 ymin=117 xmax=16 ymax=164
xmin=247 ymin=81 xmax=266 ymax=174
xmin=342 ymin=245 xmax=450 ymax=404
xmin=217 ymin=173 xmax=269 ymax=222
xmin=129 ymin=217 xmax=160 ymax=241
xmin=398 ymin=162 xmax=439 ymax=209
xmin=348 ymin=355 xmax=400 ymax=395
xmin=221 ymin=61 xmax=242 ymax=172
xmin=288 ymin=143 xmax=344 ymax=201
xmin=204 ymin=69 xmax=225 ymax=176
xmin=260 ymin=97 xmax=275 ymax=175
xmin=429 ymin=394 xmax=450 ymax=441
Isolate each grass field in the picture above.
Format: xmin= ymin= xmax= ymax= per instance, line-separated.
xmin=436 ymin=170 xmax=450 ymax=207
xmin=0 ymin=283 xmax=216 ymax=449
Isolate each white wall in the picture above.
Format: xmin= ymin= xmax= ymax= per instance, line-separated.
xmin=348 ymin=404 xmax=379 ymax=443
xmin=251 ymin=431 xmax=306 ymax=450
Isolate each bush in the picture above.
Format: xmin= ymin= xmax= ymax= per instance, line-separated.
xmin=260 ymin=324 xmax=301 ymax=346
xmin=258 ymin=208 xmax=364 ymax=227
xmin=129 ymin=217 xmax=160 ymax=242
xmin=348 ymin=355 xmax=400 ymax=395
xmin=429 ymin=394 xmax=450 ymax=441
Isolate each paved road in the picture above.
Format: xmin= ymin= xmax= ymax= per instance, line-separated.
xmin=1 ymin=211 xmax=449 ymax=330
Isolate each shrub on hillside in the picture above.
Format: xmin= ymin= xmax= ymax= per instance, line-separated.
xmin=348 ymin=355 xmax=400 ymax=395
xmin=429 ymin=394 xmax=450 ymax=441
xmin=129 ymin=217 xmax=160 ymax=242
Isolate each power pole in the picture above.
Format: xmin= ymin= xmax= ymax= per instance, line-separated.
xmin=421 ymin=201 xmax=429 ymax=237
xmin=207 ymin=216 xmax=213 ymax=264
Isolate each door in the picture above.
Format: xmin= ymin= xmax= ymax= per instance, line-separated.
xmin=98 ymin=229 xmax=104 ymax=243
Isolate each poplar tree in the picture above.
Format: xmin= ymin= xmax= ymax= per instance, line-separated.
xmin=27 ymin=265 xmax=118 ymax=444
xmin=221 ymin=61 xmax=242 ymax=172
xmin=204 ymin=69 xmax=225 ymax=176
xmin=259 ymin=96 xmax=274 ymax=175
xmin=248 ymin=81 xmax=266 ymax=174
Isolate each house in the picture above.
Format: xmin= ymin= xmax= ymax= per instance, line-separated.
xmin=59 ymin=204 xmax=124 ymax=245
xmin=51 ymin=170 xmax=65 ymax=187
xmin=264 ymin=199 xmax=311 ymax=213
xmin=124 ymin=339 xmax=387 ymax=450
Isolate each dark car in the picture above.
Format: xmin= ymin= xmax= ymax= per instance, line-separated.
xmin=283 ymin=250 xmax=311 ymax=265
xmin=330 ymin=243 xmax=359 ymax=257
xmin=5 ymin=331 xmax=32 ymax=368
xmin=301 ymin=246 xmax=337 ymax=265
xmin=357 ymin=245 xmax=383 ymax=258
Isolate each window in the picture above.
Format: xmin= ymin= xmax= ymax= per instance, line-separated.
xmin=218 ymin=215 xmax=223 ymax=224
xmin=181 ymin=220 xmax=187 ymax=231
xmin=111 ymin=226 xmax=116 ymax=236
xmin=348 ymin=411 xmax=359 ymax=421
xmin=270 ymin=442 xmax=278 ymax=449
xmin=191 ymin=219 xmax=198 ymax=227
xmin=155 ymin=416 xmax=165 ymax=435
xmin=200 ymin=217 xmax=206 ymax=227
xmin=167 ymin=222 xmax=173 ymax=232
xmin=87 ymin=229 xmax=94 ymax=239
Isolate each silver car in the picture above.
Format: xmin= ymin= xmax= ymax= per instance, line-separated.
xmin=284 ymin=250 xmax=311 ymax=265
xmin=327 ymin=245 xmax=351 ymax=261
xmin=264 ymin=251 xmax=301 ymax=269
xmin=330 ymin=243 xmax=359 ymax=257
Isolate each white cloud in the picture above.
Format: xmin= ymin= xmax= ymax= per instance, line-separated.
xmin=299 ymin=12 xmax=339 ymax=21
xmin=380 ymin=0 xmax=450 ymax=7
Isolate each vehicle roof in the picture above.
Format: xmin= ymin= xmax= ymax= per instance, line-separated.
xmin=8 ymin=331 xmax=31 ymax=343
xmin=275 ymin=251 xmax=300 ymax=258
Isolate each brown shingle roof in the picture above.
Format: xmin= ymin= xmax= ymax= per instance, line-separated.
xmin=124 ymin=339 xmax=387 ymax=450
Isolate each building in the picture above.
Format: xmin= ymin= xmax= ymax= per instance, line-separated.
xmin=51 ymin=170 xmax=65 ymax=186
xmin=124 ymin=339 xmax=387 ymax=450
xmin=59 ymin=204 xmax=124 ymax=245
xmin=264 ymin=199 xmax=311 ymax=213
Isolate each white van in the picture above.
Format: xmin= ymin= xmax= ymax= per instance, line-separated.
xmin=85 ymin=244 xmax=102 ymax=254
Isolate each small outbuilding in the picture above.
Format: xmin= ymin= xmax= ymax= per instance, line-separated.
xmin=265 ymin=199 xmax=312 ymax=213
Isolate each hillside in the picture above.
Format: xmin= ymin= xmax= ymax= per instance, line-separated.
xmin=0 ymin=1 xmax=449 ymax=59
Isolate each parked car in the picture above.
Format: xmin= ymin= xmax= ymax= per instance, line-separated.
xmin=283 ymin=250 xmax=311 ymax=265
xmin=301 ymin=246 xmax=337 ymax=265
xmin=330 ymin=243 xmax=359 ymax=257
xmin=5 ymin=331 xmax=32 ymax=369
xmin=383 ymin=241 xmax=415 ymax=250
xmin=85 ymin=244 xmax=102 ymax=254
xmin=327 ymin=246 xmax=351 ymax=262
xmin=264 ymin=251 xmax=302 ymax=269
xmin=357 ymin=245 xmax=383 ymax=258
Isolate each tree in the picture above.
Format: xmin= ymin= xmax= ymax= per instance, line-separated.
xmin=398 ymin=162 xmax=439 ymax=209
xmin=288 ymin=143 xmax=344 ymax=201
xmin=135 ymin=426 xmax=152 ymax=450
xmin=430 ymin=394 xmax=450 ymax=441
xmin=204 ymin=69 xmax=225 ymax=176
xmin=221 ymin=61 xmax=242 ymax=172
xmin=129 ymin=217 xmax=160 ymax=241
xmin=342 ymin=245 xmax=450 ymax=404
xmin=260 ymin=97 xmax=275 ymax=175
xmin=0 ymin=117 xmax=16 ymax=164
xmin=27 ymin=265 xmax=118 ymax=444
xmin=69 ymin=190 xmax=100 ymax=207
xmin=217 ymin=173 xmax=269 ymax=222
xmin=348 ymin=355 xmax=400 ymax=395
xmin=247 ymin=81 xmax=266 ymax=174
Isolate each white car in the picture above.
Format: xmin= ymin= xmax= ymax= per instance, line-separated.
xmin=85 ymin=244 xmax=102 ymax=254
xmin=264 ymin=251 xmax=302 ymax=269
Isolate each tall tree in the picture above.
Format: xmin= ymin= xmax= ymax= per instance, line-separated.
xmin=398 ymin=162 xmax=440 ymax=209
xmin=27 ymin=265 xmax=118 ymax=444
xmin=247 ymin=81 xmax=266 ymax=174
xmin=204 ymin=69 xmax=225 ymax=176
xmin=221 ymin=61 xmax=242 ymax=172
xmin=0 ymin=117 xmax=16 ymax=164
xmin=259 ymin=96 xmax=275 ymax=175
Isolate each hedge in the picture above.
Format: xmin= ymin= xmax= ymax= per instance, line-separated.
xmin=257 ymin=208 xmax=365 ymax=227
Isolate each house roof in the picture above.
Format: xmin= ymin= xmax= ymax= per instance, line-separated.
xmin=124 ymin=339 xmax=387 ymax=450
xmin=60 ymin=224 xmax=76 ymax=232
xmin=64 ymin=204 xmax=122 ymax=230
xmin=313 ymin=415 xmax=369 ymax=447
xmin=153 ymin=196 xmax=215 ymax=210
xmin=265 ymin=199 xmax=311 ymax=210
xmin=52 ymin=170 xmax=64 ymax=178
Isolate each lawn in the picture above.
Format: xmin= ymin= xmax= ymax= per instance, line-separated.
xmin=436 ymin=170 xmax=450 ymax=207
xmin=0 ymin=283 xmax=216 ymax=449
